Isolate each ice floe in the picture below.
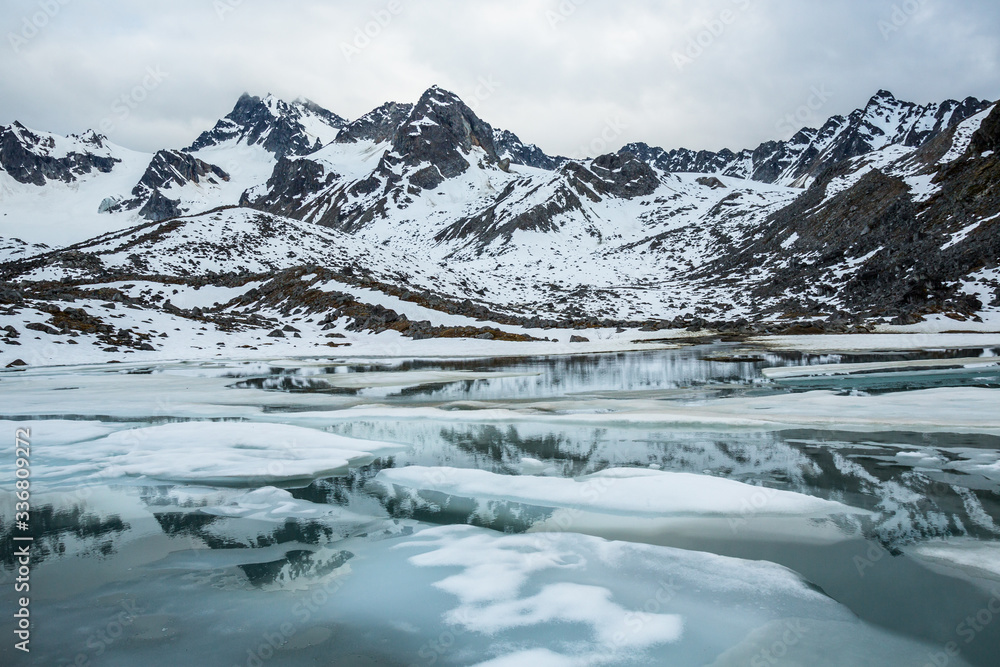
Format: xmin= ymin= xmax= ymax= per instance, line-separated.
xmin=18 ymin=421 xmax=402 ymax=486
xmin=374 ymin=466 xmax=864 ymax=519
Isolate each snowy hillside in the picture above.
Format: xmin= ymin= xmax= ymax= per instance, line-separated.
xmin=624 ymin=90 xmax=990 ymax=187
xmin=1 ymin=85 xmax=999 ymax=366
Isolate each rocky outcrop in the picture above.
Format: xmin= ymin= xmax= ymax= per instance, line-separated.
xmin=436 ymin=180 xmax=585 ymax=246
xmin=493 ymin=128 xmax=566 ymax=170
xmin=335 ymin=102 xmax=413 ymax=144
xmin=108 ymin=150 xmax=230 ymax=222
xmin=137 ymin=150 xmax=230 ymax=191
xmin=562 ymin=152 xmax=660 ymax=199
xmin=699 ymin=130 xmax=1000 ymax=321
xmin=136 ymin=190 xmax=184 ymax=222
xmin=241 ymin=156 xmax=338 ymax=219
xmin=625 ymin=91 xmax=992 ymax=186
xmin=0 ymin=123 xmax=119 ymax=186
xmin=383 ymin=86 xmax=503 ymax=190
xmin=969 ymin=102 xmax=1000 ymax=156
xmin=186 ymin=94 xmax=346 ymax=158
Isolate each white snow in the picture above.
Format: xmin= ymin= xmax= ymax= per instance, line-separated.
xmin=943 ymin=213 xmax=1000 ymax=251
xmin=18 ymin=421 xmax=402 ymax=485
xmin=375 ymin=466 xmax=864 ymax=519
xmin=750 ymin=333 xmax=1000 ymax=352
xmin=334 ymin=386 xmax=1000 ymax=434
xmin=0 ymin=140 xmax=151 ymax=246
xmin=909 ymin=539 xmax=1000 ymax=580
xmin=943 ymin=105 xmax=996 ymax=163
xmin=763 ymin=356 xmax=1000 ymax=379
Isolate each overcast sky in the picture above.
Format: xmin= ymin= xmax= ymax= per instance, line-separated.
xmin=1 ymin=0 xmax=998 ymax=157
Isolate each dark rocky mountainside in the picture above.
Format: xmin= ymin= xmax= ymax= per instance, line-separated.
xmin=625 ymin=91 xmax=991 ymax=187
xmin=246 ymin=86 xmax=514 ymax=230
xmin=700 ymin=103 xmax=1000 ymax=324
xmin=1 ymin=86 xmax=998 ymax=354
xmin=0 ymin=122 xmax=119 ymax=185
xmin=384 ymin=86 xmax=505 ymax=189
xmin=335 ymin=101 xmax=413 ymax=145
xmin=108 ymin=150 xmax=231 ymax=222
xmin=186 ymin=93 xmax=346 ymax=158
xmin=492 ymin=129 xmax=566 ymax=170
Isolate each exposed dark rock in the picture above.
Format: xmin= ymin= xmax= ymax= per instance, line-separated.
xmin=187 ymin=94 xmax=346 ymax=158
xmin=243 ymin=155 xmax=338 ymax=217
xmin=562 ymin=152 xmax=660 ymax=199
xmin=697 ymin=176 xmax=726 ymax=189
xmin=26 ymin=322 xmax=60 ymax=335
xmin=700 ymin=135 xmax=1000 ymax=321
xmin=137 ymin=190 xmax=183 ymax=222
xmin=138 ymin=150 xmax=230 ymax=191
xmin=435 ymin=180 xmax=583 ymax=246
xmin=0 ymin=123 xmax=119 ymax=186
xmin=969 ymin=103 xmax=1000 ymax=156
xmin=623 ymin=91 xmax=992 ymax=185
xmin=108 ymin=150 xmax=230 ymax=221
xmin=385 ymin=86 xmax=502 ymax=189
xmin=335 ymin=102 xmax=413 ymax=144
xmin=492 ymin=128 xmax=566 ymax=170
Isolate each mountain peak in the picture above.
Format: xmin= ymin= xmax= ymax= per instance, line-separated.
xmin=0 ymin=122 xmax=120 ymax=186
xmin=335 ymin=101 xmax=413 ymax=145
xmin=417 ymin=85 xmax=465 ymax=108
xmin=863 ymin=89 xmax=903 ymax=113
xmin=187 ymin=93 xmax=345 ymax=157
xmin=380 ymin=86 xmax=502 ymax=190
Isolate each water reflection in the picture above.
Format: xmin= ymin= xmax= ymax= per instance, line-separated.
xmin=238 ymin=549 xmax=353 ymax=588
xmin=211 ymin=345 xmax=1000 ymax=405
xmin=2 ymin=346 xmax=999 ymax=666
xmin=0 ymin=506 xmax=129 ymax=566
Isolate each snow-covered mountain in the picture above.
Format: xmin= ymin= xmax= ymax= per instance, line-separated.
xmin=624 ymin=90 xmax=991 ymax=187
xmin=0 ymin=122 xmax=121 ymax=185
xmin=1 ymin=85 xmax=998 ymax=364
xmin=187 ymin=93 xmax=347 ymax=158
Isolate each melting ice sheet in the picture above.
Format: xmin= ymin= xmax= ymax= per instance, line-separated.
xmin=0 ymin=421 xmax=403 ymax=486
xmin=389 ymin=526 xmax=949 ymax=666
xmin=0 ymin=513 xmax=964 ymax=666
xmin=374 ymin=466 xmax=866 ymax=519
xmin=1 ymin=349 xmax=998 ymax=665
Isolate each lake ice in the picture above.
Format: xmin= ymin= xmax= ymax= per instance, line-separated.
xmin=1 ymin=344 xmax=998 ymax=665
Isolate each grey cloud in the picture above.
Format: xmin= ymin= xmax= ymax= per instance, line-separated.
xmin=0 ymin=0 xmax=997 ymax=157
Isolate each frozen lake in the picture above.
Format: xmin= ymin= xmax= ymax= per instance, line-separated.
xmin=2 ymin=344 xmax=1000 ymax=666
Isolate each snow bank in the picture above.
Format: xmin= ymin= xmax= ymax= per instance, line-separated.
xmin=328 ymin=386 xmax=1000 ymax=434
xmin=24 ymin=421 xmax=401 ymax=486
xmin=763 ymin=356 xmax=1000 ymax=379
xmin=375 ymin=466 xmax=862 ymax=519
